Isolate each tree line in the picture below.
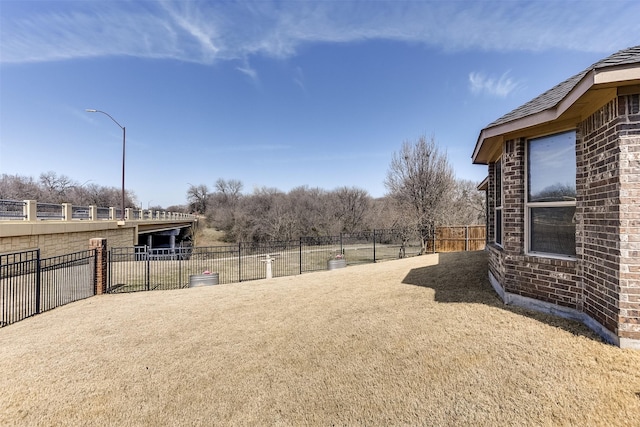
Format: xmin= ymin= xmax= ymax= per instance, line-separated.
xmin=2 ymin=135 xmax=486 ymax=253
xmin=188 ymin=135 xmax=485 ymax=251
xmin=0 ymin=171 xmax=138 ymax=209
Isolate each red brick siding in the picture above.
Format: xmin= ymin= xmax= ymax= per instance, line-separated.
xmin=616 ymin=94 xmax=640 ymax=338
xmin=489 ymin=137 xmax=581 ymax=310
xmin=577 ymin=97 xmax=622 ymax=334
xmin=486 ymin=91 xmax=640 ymax=344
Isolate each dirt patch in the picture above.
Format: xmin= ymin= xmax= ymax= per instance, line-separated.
xmin=1 ymin=251 xmax=640 ymax=426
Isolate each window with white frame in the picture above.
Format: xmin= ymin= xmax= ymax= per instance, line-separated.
xmin=526 ymin=130 xmax=576 ymax=257
xmin=494 ymin=158 xmax=503 ymax=246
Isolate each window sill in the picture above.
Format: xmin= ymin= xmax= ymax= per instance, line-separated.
xmin=525 ymin=251 xmax=576 ymax=263
xmin=488 ymin=242 xmax=504 ymax=252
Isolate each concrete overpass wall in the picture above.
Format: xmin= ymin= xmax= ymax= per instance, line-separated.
xmin=0 ymin=222 xmax=136 ymax=258
xmin=0 ymin=200 xmax=197 ymax=258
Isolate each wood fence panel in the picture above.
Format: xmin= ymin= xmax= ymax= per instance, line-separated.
xmin=433 ymin=225 xmax=486 ymax=253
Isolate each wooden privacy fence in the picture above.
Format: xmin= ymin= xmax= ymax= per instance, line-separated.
xmin=425 ymin=225 xmax=486 ymax=253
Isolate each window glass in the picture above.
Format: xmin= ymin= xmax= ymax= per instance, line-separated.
xmin=529 ymin=206 xmax=576 ymax=256
xmin=495 ymin=159 xmax=503 ymax=246
xmin=528 ymin=131 xmax=576 ymax=202
xmin=495 ymin=160 xmax=502 ymax=205
xmin=495 ymin=209 xmax=502 ymax=246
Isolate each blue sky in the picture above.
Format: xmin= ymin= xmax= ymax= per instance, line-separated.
xmin=1 ymin=0 xmax=638 ymax=208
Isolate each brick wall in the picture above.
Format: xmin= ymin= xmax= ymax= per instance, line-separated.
xmin=485 ymin=91 xmax=640 ymax=345
xmin=498 ymin=138 xmax=581 ymax=310
xmin=615 ymin=94 xmax=640 ymax=339
xmin=575 ymin=93 xmax=640 ymax=339
xmin=577 ymin=97 xmax=623 ymax=335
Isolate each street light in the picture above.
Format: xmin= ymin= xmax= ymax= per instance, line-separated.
xmin=86 ymin=109 xmax=126 ymax=220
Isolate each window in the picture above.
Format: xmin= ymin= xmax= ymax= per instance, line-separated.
xmin=526 ymin=131 xmax=576 ymax=257
xmin=494 ymin=158 xmax=503 ymax=246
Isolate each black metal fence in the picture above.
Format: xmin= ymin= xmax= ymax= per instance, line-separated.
xmin=0 ymin=226 xmax=484 ymax=324
xmin=0 ymin=249 xmax=96 ymax=327
xmin=108 ymin=229 xmax=423 ymax=293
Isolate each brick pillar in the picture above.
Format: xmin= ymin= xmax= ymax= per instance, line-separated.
xmin=90 ymin=238 xmax=108 ymax=295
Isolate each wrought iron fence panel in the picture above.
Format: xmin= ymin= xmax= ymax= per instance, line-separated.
xmin=0 ymin=249 xmax=95 ymax=327
xmin=239 ymin=241 xmax=300 ymax=281
xmin=181 ymin=246 xmax=240 ymax=285
xmin=300 ymin=236 xmax=342 ymax=273
xmin=373 ymin=229 xmax=422 ymax=261
xmin=340 ymin=231 xmax=375 ymax=265
xmin=105 ymin=227 xmax=482 ymax=293
xmin=40 ymin=250 xmax=96 ymax=311
xmin=108 ymin=246 xmax=242 ymax=292
xmin=108 ymin=247 xmax=147 ymax=293
xmin=0 ymin=250 xmax=40 ymax=327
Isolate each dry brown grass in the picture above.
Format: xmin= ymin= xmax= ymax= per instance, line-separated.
xmin=1 ymin=251 xmax=640 ymax=426
xmin=194 ymin=226 xmax=228 ymax=247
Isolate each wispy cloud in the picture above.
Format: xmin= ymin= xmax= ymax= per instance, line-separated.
xmin=468 ymin=71 xmax=521 ymax=98
xmin=293 ymin=67 xmax=306 ymax=91
xmin=1 ymin=1 xmax=638 ymax=65
xmin=236 ymin=58 xmax=259 ymax=82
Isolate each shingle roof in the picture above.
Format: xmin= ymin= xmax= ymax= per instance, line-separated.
xmin=485 ymin=46 xmax=640 ymax=129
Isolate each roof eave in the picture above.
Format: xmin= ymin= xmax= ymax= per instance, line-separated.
xmin=594 ymin=63 xmax=640 ymax=84
xmin=477 ymin=176 xmax=489 ymax=191
xmin=473 ymin=61 xmax=640 ymax=165
xmin=472 ymin=70 xmax=596 ymax=164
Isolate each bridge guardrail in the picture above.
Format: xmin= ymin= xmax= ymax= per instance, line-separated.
xmin=0 ymin=199 xmax=196 ymax=222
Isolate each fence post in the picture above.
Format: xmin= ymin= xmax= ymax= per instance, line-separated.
xmin=35 ymin=249 xmax=41 ymax=314
xmin=433 ymin=230 xmax=436 ymax=254
xmin=238 ymin=242 xmax=242 ymax=282
xmin=178 ymin=247 xmax=182 ymax=287
xmin=299 ymin=237 xmax=303 ymax=275
xmin=89 ymin=238 xmax=107 ymax=295
xmin=373 ymin=229 xmax=376 ymax=263
xmin=146 ymin=247 xmax=150 ymax=291
xmin=465 ymin=225 xmax=469 ymax=251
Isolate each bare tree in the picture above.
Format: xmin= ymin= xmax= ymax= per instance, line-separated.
xmin=215 ymin=178 xmax=243 ymax=204
xmin=208 ymin=179 xmax=245 ymax=239
xmin=443 ymin=179 xmax=486 ymax=226
xmin=187 ymin=184 xmax=209 ymax=214
xmin=288 ymin=186 xmax=332 ymax=236
xmin=384 ymin=135 xmax=455 ymax=253
xmin=331 ymin=186 xmax=372 ymax=233
xmin=166 ymin=204 xmax=188 ymax=213
xmin=0 ymin=174 xmax=43 ymax=200
xmin=0 ymin=173 xmax=137 ymax=208
xmin=39 ymin=171 xmax=74 ymax=203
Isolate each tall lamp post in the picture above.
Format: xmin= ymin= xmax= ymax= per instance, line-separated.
xmin=86 ymin=109 xmax=126 ymax=220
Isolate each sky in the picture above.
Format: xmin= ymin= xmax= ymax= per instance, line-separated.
xmin=1 ymin=0 xmax=639 ymax=209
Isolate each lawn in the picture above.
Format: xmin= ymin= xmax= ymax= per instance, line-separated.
xmin=1 ymin=251 xmax=640 ymax=426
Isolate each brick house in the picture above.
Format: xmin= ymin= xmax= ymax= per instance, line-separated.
xmin=472 ymin=46 xmax=640 ymax=348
